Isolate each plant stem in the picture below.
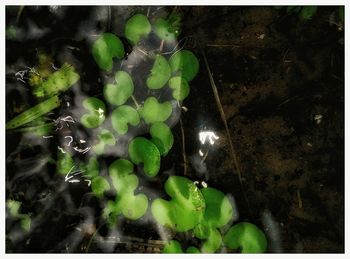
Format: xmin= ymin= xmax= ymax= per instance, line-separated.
xmin=131 ymin=95 xmax=140 ymax=110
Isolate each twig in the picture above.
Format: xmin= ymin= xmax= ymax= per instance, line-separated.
xmin=297 ymin=189 xmax=303 ymax=209
xmin=16 ymin=6 xmax=25 ymax=24
xmin=199 ymin=43 xmax=243 ymax=184
xmin=179 ymin=118 xmax=187 ymax=176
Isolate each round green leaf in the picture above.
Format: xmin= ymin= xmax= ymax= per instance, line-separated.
xmin=163 ymin=240 xmax=183 ymax=253
xmin=201 ymin=187 xmax=233 ymax=228
xmin=104 ymin=71 xmax=134 ymax=106
xmin=128 ymin=137 xmax=161 ymax=177
xmin=168 ymin=76 xmax=190 ymax=101
xmin=150 ymin=122 xmax=174 ymax=156
xmin=92 ymin=32 xmax=125 ymax=71
xmin=81 ymin=157 xmax=99 ymax=178
xmin=169 ymin=50 xmax=199 ymax=82
xmin=91 ymin=176 xmax=110 ymax=198
xmin=201 ymin=228 xmax=222 ymax=253
xmin=56 ymin=151 xmax=74 ymax=175
xmin=139 ymin=97 xmax=172 ymax=124
xmin=146 ymin=55 xmax=171 ymax=89
xmin=125 ymin=14 xmax=151 ymax=45
xmin=111 ymin=105 xmax=140 ymax=135
xmin=151 ymin=176 xmax=206 ymax=232
xmin=154 ymin=18 xmax=179 ymax=42
xmin=80 ymin=97 xmax=106 ymax=128
xmin=223 ymin=222 xmax=268 ymax=253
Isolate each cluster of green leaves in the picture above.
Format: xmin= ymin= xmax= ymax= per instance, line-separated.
xmin=6 ymin=200 xmax=31 ymax=232
xmin=154 ymin=176 xmax=267 ymax=253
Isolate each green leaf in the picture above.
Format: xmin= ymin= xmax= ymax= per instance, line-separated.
xmin=7 ymin=200 xmax=21 ymax=217
xmin=81 ymin=157 xmax=99 ymax=178
xmin=111 ymin=105 xmax=140 ymax=135
xmin=151 ymin=176 xmax=206 ymax=232
xmin=125 ymin=14 xmax=151 ymax=45
xmin=201 ymin=228 xmax=222 ymax=253
xmin=186 ymin=246 xmax=200 ymax=253
xmin=168 ymin=76 xmax=190 ymax=101
xmin=146 ymin=55 xmax=171 ymax=89
xmin=154 ymin=18 xmax=178 ymax=42
xmin=150 ymin=122 xmax=174 ymax=156
xmin=163 ymin=240 xmax=183 ymax=253
xmin=300 ymin=6 xmax=317 ymax=20
xmin=128 ymin=137 xmax=161 ymax=177
xmin=169 ymin=50 xmax=199 ymax=82
xmin=93 ymin=129 xmax=116 ymax=154
xmin=91 ymin=176 xmax=110 ymax=198
xmin=223 ymin=222 xmax=268 ymax=253
xmin=104 ymin=71 xmax=134 ymax=106
xmin=105 ymin=159 xmax=148 ymax=221
xmin=139 ymin=97 xmax=172 ymax=124
xmin=92 ymin=32 xmax=125 ymax=71
xmin=20 ymin=215 xmax=31 ymax=232
xmin=33 ymin=63 xmax=80 ymax=98
xmin=56 ymin=151 xmax=74 ymax=176
xmin=6 ymin=95 xmax=61 ymax=130
xmin=80 ymin=97 xmax=106 ymax=128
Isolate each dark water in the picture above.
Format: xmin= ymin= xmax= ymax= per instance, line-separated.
xmin=6 ymin=6 xmax=344 ymax=253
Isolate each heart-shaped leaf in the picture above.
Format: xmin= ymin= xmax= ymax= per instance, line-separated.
xmin=128 ymin=137 xmax=161 ymax=177
xmin=81 ymin=157 xmax=99 ymax=178
xmin=80 ymin=97 xmax=106 ymax=128
xmin=125 ymin=14 xmax=151 ymax=45
xmin=151 ymin=176 xmax=205 ymax=232
xmin=223 ymin=222 xmax=267 ymax=253
xmin=104 ymin=159 xmax=148 ymax=224
xmin=56 ymin=151 xmax=74 ymax=175
xmin=93 ymin=129 xmax=116 ymax=154
xmin=168 ymin=76 xmax=190 ymax=101
xmin=193 ymin=187 xmax=234 ymax=253
xmin=169 ymin=50 xmax=199 ymax=82
xmin=139 ymin=97 xmax=172 ymax=124
xmin=91 ymin=176 xmax=110 ymax=198
xmin=111 ymin=105 xmax=140 ymax=135
xmin=104 ymin=71 xmax=134 ymax=106
xmin=154 ymin=18 xmax=180 ymax=42
xmin=146 ymin=55 xmax=171 ymax=89
xmin=186 ymin=247 xmax=200 ymax=253
xmin=92 ymin=32 xmax=125 ymax=71
xmin=150 ymin=122 xmax=174 ymax=156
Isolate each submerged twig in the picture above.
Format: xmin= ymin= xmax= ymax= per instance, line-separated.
xmin=16 ymin=6 xmax=25 ymax=24
xmin=131 ymin=95 xmax=140 ymax=110
xmin=179 ymin=118 xmax=187 ymax=176
xmin=199 ymin=43 xmax=243 ymax=184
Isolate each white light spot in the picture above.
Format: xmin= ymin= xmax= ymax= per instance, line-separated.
xmin=199 ymin=131 xmax=219 ymax=145
xmin=201 ymin=181 xmax=208 ymax=188
xmin=199 ymin=149 xmax=204 ymax=156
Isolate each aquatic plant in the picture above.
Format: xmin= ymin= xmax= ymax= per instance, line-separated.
xmin=80 ymin=97 xmax=106 ymax=128
xmin=125 ymin=14 xmax=151 ymax=45
xmin=6 ymin=200 xmax=31 ymax=232
xmin=104 ymin=71 xmax=134 ymax=106
xmin=92 ymin=32 xmax=125 ymax=71
xmin=223 ymin=222 xmax=267 ymax=253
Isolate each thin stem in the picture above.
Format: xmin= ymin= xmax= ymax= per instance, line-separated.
xmin=131 ymin=95 xmax=140 ymax=110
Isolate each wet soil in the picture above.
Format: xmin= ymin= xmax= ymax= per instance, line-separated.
xmin=6 ymin=6 xmax=344 ymax=253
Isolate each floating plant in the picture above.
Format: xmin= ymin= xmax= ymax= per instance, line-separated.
xmin=124 ymin=14 xmax=151 ymax=45
xmin=104 ymin=71 xmax=134 ymax=106
xmin=111 ymin=105 xmax=140 ymax=135
xmin=153 ymin=12 xmax=182 ymax=43
xmin=168 ymin=76 xmax=190 ymax=101
xmin=128 ymin=137 xmax=161 ymax=177
xmin=151 ymin=176 xmax=206 ymax=232
xmin=80 ymin=97 xmax=106 ymax=128
xmin=56 ymin=151 xmax=74 ymax=176
xmin=223 ymin=222 xmax=268 ymax=253
xmin=139 ymin=97 xmax=172 ymax=124
xmin=91 ymin=175 xmax=110 ymax=198
xmin=169 ymin=50 xmax=199 ymax=82
xmin=163 ymin=240 xmax=201 ymax=254
xmin=6 ymin=200 xmax=31 ymax=233
xmin=92 ymin=32 xmax=125 ymax=71
xmin=93 ymin=129 xmax=116 ymax=155
xmin=146 ymin=54 xmax=171 ymax=89
xmin=150 ymin=122 xmax=174 ymax=156
xmin=192 ymin=187 xmax=233 ymax=253
xmin=103 ymin=159 xmax=148 ymax=226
